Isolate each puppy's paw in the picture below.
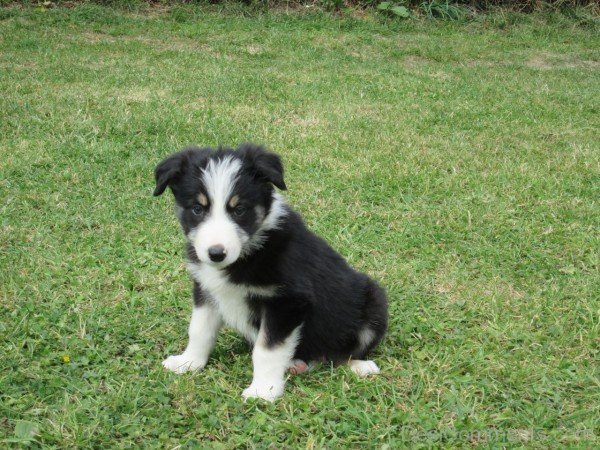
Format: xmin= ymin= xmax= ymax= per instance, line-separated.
xmin=242 ymin=381 xmax=284 ymax=402
xmin=349 ymin=360 xmax=380 ymax=377
xmin=288 ymin=359 xmax=309 ymax=375
xmin=162 ymin=353 xmax=206 ymax=374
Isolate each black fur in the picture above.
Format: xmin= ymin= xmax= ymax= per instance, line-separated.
xmin=155 ymin=143 xmax=388 ymax=363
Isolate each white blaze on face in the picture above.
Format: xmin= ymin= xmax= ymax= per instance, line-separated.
xmin=193 ymin=156 xmax=245 ymax=266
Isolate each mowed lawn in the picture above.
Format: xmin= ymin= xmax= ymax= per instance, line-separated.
xmin=1 ymin=4 xmax=599 ymax=447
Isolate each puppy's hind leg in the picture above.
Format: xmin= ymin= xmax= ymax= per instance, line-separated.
xmin=347 ymin=277 xmax=387 ymax=378
xmin=349 ymin=359 xmax=381 ymax=377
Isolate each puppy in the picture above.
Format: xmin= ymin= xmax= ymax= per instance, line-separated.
xmin=154 ymin=143 xmax=388 ymax=401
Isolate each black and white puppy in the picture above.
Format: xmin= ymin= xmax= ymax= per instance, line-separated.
xmin=154 ymin=143 xmax=388 ymax=401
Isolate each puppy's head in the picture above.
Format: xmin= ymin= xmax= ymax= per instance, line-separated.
xmin=154 ymin=143 xmax=287 ymax=267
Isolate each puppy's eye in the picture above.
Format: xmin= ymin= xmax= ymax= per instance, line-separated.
xmin=191 ymin=204 xmax=204 ymax=216
xmin=233 ymin=205 xmax=246 ymax=217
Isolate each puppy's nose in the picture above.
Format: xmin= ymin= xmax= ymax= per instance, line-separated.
xmin=208 ymin=245 xmax=226 ymax=262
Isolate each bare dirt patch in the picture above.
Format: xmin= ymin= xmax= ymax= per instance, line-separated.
xmin=526 ymin=52 xmax=600 ymax=69
xmin=402 ymin=55 xmax=431 ymax=68
xmin=82 ymin=31 xmax=116 ymax=44
xmin=80 ymin=32 xmax=234 ymax=60
xmin=461 ymin=59 xmax=501 ymax=68
xmin=119 ymin=88 xmax=169 ymax=103
xmin=245 ymin=44 xmax=263 ymax=55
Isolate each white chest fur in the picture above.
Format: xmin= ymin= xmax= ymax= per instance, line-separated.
xmin=187 ymin=262 xmax=276 ymax=343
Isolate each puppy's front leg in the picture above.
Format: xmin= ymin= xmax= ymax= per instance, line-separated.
xmin=163 ymin=288 xmax=222 ymax=374
xmin=242 ymin=322 xmax=302 ymax=402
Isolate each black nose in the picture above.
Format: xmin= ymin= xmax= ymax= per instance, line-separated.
xmin=208 ymin=245 xmax=226 ymax=262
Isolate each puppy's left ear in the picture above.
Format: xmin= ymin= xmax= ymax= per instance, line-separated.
xmin=238 ymin=143 xmax=287 ymax=191
xmin=153 ymin=151 xmax=188 ymax=196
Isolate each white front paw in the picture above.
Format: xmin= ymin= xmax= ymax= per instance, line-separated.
xmin=242 ymin=380 xmax=284 ymax=402
xmin=162 ymin=353 xmax=206 ymax=374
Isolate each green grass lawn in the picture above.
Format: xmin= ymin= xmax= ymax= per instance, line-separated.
xmin=1 ymin=4 xmax=599 ymax=448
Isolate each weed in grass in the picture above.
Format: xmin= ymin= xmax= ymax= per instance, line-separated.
xmin=421 ymin=0 xmax=470 ymax=19
xmin=377 ymin=1 xmax=412 ymax=18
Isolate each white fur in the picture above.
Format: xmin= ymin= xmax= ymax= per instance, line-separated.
xmin=242 ymin=325 xmax=302 ymax=402
xmin=349 ymin=359 xmax=380 ymax=377
xmin=193 ymin=157 xmax=244 ymax=266
xmin=187 ymin=262 xmax=277 ymax=343
xmin=163 ymin=304 xmax=222 ymax=373
xmin=356 ymin=327 xmax=375 ymax=354
xmin=241 ymin=192 xmax=288 ymax=257
xmin=260 ymin=192 xmax=287 ymax=231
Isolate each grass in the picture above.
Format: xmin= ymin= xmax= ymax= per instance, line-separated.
xmin=1 ymin=3 xmax=599 ymax=448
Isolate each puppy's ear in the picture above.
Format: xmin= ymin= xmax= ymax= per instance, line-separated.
xmin=238 ymin=143 xmax=287 ymax=191
xmin=153 ymin=151 xmax=188 ymax=196
xmin=154 ymin=147 xmax=213 ymax=196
